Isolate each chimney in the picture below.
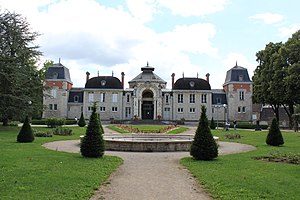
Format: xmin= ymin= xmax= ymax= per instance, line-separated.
xmin=171 ymin=73 xmax=175 ymax=89
xmin=121 ymin=72 xmax=125 ymax=89
xmin=86 ymin=71 xmax=90 ymax=83
xmin=206 ymin=73 xmax=210 ymax=83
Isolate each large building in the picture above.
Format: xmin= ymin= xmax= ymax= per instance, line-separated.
xmin=43 ymin=62 xmax=253 ymax=123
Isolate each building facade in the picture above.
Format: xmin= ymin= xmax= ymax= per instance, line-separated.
xmin=43 ymin=62 xmax=253 ymax=122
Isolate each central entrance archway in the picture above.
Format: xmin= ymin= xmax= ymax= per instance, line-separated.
xmin=142 ymin=90 xmax=154 ymax=120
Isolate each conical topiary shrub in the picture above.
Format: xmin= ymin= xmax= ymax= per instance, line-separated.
xmin=17 ymin=116 xmax=34 ymax=143
xmin=266 ymin=118 xmax=284 ymax=146
xmin=190 ymin=106 xmax=218 ymax=160
xmin=80 ymin=103 xmax=105 ymax=157
xmin=210 ymin=117 xmax=216 ymax=130
xmin=78 ymin=112 xmax=86 ymax=127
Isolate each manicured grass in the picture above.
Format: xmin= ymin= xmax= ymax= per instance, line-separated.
xmin=181 ymin=129 xmax=300 ymax=200
xmin=106 ymin=125 xmax=130 ymax=133
xmin=0 ymin=126 xmax=123 ymax=200
xmin=167 ymin=127 xmax=189 ymax=134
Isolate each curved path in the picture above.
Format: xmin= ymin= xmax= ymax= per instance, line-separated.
xmin=43 ymin=138 xmax=255 ymax=200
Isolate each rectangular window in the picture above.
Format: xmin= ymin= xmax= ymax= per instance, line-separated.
xmin=54 ymin=104 xmax=57 ymax=110
xmin=177 ymin=108 xmax=183 ymax=113
xmin=112 ymin=93 xmax=118 ymax=102
xmin=88 ymin=106 xmax=92 ymax=111
xmin=190 ymin=94 xmax=195 ymax=103
xmin=88 ymin=93 xmax=94 ymax=102
xmin=51 ymin=89 xmax=57 ymax=98
xmin=74 ymin=95 xmax=79 ymax=102
xmin=178 ymin=94 xmax=183 ymax=103
xmin=125 ymin=107 xmax=131 ymax=118
xmin=127 ymin=94 xmax=130 ymax=102
xmin=216 ymin=97 xmax=221 ymax=104
xmin=112 ymin=107 xmax=118 ymax=112
xmin=239 ymin=91 xmax=244 ymax=101
xmin=49 ymin=104 xmax=53 ymax=110
xmin=164 ymin=107 xmax=170 ymax=111
xmin=238 ymin=106 xmax=241 ymax=113
xmin=201 ymin=94 xmax=207 ymax=103
xmin=100 ymin=93 xmax=105 ymax=102
xmin=190 ymin=108 xmax=195 ymax=113
xmin=166 ymin=95 xmax=169 ymax=104
xmin=100 ymin=107 xmax=105 ymax=112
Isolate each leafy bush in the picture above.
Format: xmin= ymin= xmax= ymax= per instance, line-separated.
xmin=7 ymin=121 xmax=19 ymax=126
xmin=78 ymin=112 xmax=86 ymax=127
xmin=190 ymin=106 xmax=218 ymax=160
xmin=46 ymin=118 xmax=65 ymax=128
xmin=33 ymin=130 xmax=53 ymax=137
xmin=53 ymin=127 xmax=73 ymax=136
xmin=31 ymin=119 xmax=47 ymax=125
xmin=80 ymin=103 xmax=105 ymax=158
xmin=266 ymin=118 xmax=284 ymax=146
xmin=65 ymin=120 xmax=77 ymax=125
xmin=17 ymin=116 xmax=34 ymax=143
xmin=210 ymin=117 xmax=216 ymax=129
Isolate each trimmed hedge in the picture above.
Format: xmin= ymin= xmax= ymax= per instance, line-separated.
xmin=31 ymin=119 xmax=77 ymax=125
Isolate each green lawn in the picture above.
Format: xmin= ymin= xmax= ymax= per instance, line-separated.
xmin=181 ymin=129 xmax=300 ymax=200
xmin=0 ymin=126 xmax=122 ymax=200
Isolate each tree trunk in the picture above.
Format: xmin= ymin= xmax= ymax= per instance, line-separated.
xmin=2 ymin=117 xmax=9 ymax=126
xmin=283 ymin=103 xmax=294 ymax=129
xmin=271 ymin=104 xmax=280 ymax=122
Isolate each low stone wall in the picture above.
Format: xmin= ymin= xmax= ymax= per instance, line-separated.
xmin=105 ymin=140 xmax=191 ymax=152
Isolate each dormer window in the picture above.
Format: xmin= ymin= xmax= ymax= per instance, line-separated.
xmin=74 ymin=95 xmax=79 ymax=102
xmin=189 ymin=81 xmax=195 ymax=87
xmin=101 ymin=80 xmax=106 ymax=86
xmin=52 ymin=72 xmax=58 ymax=79
xmin=239 ymin=75 xmax=244 ymax=81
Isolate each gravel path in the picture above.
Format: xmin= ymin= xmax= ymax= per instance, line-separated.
xmin=43 ymin=127 xmax=256 ymax=200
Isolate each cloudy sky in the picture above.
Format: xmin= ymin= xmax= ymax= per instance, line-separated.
xmin=1 ymin=0 xmax=300 ymax=89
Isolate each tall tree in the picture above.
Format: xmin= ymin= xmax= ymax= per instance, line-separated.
xmin=253 ymin=42 xmax=284 ymax=121
xmin=280 ymin=30 xmax=300 ymax=126
xmin=0 ymin=10 xmax=42 ymax=125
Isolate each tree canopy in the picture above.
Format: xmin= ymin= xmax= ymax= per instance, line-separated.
xmin=253 ymin=30 xmax=300 ymax=127
xmin=0 ymin=9 xmax=42 ymax=125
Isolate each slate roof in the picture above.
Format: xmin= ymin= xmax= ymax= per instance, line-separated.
xmin=129 ymin=64 xmax=167 ymax=84
xmin=85 ymin=76 xmax=123 ymax=89
xmin=211 ymin=89 xmax=227 ymax=105
xmin=173 ymin=78 xmax=211 ymax=90
xmin=224 ymin=63 xmax=251 ymax=85
xmin=68 ymin=89 xmax=83 ymax=103
xmin=45 ymin=63 xmax=72 ymax=83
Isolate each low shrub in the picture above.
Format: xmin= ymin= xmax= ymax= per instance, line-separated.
xmin=7 ymin=121 xmax=19 ymax=126
xmin=53 ymin=127 xmax=73 ymax=136
xmin=33 ymin=130 xmax=53 ymax=137
xmin=46 ymin=118 xmax=65 ymax=128
xmin=65 ymin=120 xmax=77 ymax=125
xmin=254 ymin=151 xmax=300 ymax=165
xmin=31 ymin=119 xmax=47 ymax=125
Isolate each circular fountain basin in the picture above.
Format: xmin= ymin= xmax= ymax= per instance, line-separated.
xmin=104 ymin=134 xmax=194 ymax=152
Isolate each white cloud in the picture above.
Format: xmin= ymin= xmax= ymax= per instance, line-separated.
xmin=278 ymin=24 xmax=300 ymax=38
xmin=1 ymin=0 xmax=219 ymax=89
xmin=159 ymin=0 xmax=229 ymax=17
xmin=126 ymin=0 xmax=159 ymax=23
xmin=159 ymin=23 xmax=218 ymax=56
xmin=249 ymin=13 xmax=284 ymax=24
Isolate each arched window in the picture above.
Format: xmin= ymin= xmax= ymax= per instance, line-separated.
xmin=74 ymin=95 xmax=79 ymax=102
